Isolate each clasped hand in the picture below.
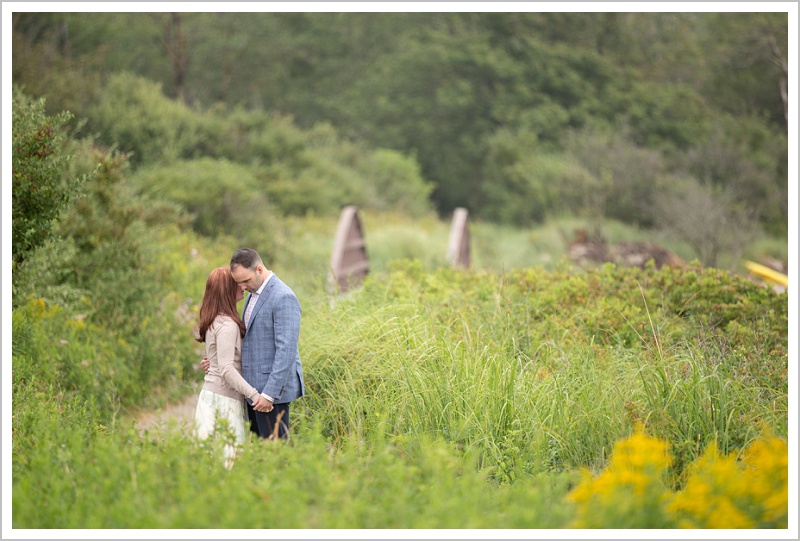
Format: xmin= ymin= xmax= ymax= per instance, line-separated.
xmin=199 ymin=357 xmax=273 ymax=412
xmin=251 ymin=394 xmax=274 ymax=413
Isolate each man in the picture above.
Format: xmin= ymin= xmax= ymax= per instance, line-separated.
xmin=202 ymin=248 xmax=305 ymax=439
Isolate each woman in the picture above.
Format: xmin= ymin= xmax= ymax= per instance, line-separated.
xmin=193 ymin=267 xmax=261 ymax=468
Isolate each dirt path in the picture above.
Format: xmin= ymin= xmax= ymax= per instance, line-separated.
xmin=133 ymin=393 xmax=198 ymax=435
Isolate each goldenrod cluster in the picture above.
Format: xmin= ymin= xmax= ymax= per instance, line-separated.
xmin=567 ymin=431 xmax=674 ymax=528
xmin=670 ymin=436 xmax=788 ymax=528
xmin=566 ymin=430 xmax=788 ymax=529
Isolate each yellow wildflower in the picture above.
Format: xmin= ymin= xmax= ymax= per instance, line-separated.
xmin=566 ymin=430 xmax=673 ymax=528
xmin=669 ymin=436 xmax=788 ymax=528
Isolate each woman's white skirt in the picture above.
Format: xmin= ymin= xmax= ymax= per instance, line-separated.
xmin=194 ymin=388 xmax=249 ymax=467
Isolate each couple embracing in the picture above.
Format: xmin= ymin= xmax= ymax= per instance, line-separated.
xmin=193 ymin=248 xmax=304 ymax=466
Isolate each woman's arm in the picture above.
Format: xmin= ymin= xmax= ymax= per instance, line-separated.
xmin=215 ymin=318 xmax=260 ymax=401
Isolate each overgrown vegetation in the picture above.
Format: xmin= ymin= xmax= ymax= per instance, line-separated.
xmin=9 ymin=11 xmax=790 ymax=530
xmin=12 ymin=255 xmax=788 ymax=528
xmin=11 ymin=93 xmax=91 ymax=267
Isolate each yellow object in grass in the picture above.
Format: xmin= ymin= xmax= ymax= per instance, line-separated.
xmin=745 ymin=260 xmax=788 ymax=287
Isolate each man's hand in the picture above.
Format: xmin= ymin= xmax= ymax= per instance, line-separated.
xmin=200 ymin=357 xmax=210 ymax=374
xmin=251 ymin=395 xmax=274 ymax=413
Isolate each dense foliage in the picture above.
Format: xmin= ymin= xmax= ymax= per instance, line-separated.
xmin=12 ymin=256 xmax=789 ymax=528
xmin=9 ymin=10 xmax=791 ymax=531
xmin=12 ymin=12 xmax=789 ymax=241
xmin=11 ymin=90 xmax=90 ymax=266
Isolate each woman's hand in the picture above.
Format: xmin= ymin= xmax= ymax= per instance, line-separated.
xmin=251 ymin=395 xmax=274 ymax=413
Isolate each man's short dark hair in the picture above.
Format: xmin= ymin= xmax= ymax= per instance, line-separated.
xmin=231 ymin=248 xmax=262 ymax=270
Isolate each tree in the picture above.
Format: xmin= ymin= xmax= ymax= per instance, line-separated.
xmin=700 ymin=13 xmax=788 ymax=130
xmin=160 ymin=13 xmax=188 ymax=104
xmin=654 ymin=178 xmax=760 ymax=269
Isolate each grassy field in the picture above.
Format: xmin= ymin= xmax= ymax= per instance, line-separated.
xmin=10 ymin=213 xmax=790 ymax=531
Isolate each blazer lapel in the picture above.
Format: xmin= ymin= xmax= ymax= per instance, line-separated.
xmin=244 ymin=275 xmax=278 ymax=335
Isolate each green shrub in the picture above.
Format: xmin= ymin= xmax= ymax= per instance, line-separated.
xmin=129 ymin=157 xmax=276 ymax=252
xmin=12 ymin=412 xmax=577 ymax=528
xmin=88 ymin=72 xmax=204 ymax=166
xmin=12 ymin=298 xmax=125 ymax=421
xmin=482 ymin=127 xmax=592 ymax=225
xmin=260 ymin=123 xmax=434 ymax=218
xmin=11 ymin=89 xmax=91 ymax=266
xmin=13 ymin=147 xmax=223 ymax=409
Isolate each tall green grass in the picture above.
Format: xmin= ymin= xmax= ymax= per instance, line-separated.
xmin=11 ymin=213 xmax=788 ymax=529
xmin=300 ymin=262 xmax=787 ymax=479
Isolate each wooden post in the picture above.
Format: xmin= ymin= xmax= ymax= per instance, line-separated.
xmin=329 ymin=206 xmax=369 ymax=293
xmin=447 ymin=207 xmax=470 ymax=269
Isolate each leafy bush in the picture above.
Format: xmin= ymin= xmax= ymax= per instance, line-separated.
xmin=13 ymin=298 xmax=127 ymax=420
xmin=260 ymin=122 xmax=434 ymax=217
xmin=564 ymin=126 xmax=669 ymax=228
xmin=128 ymin=157 xmax=276 ymax=254
xmin=11 ymin=89 xmax=91 ymax=265
xmin=482 ymin=127 xmax=592 ymax=225
xmin=354 ymin=148 xmax=433 ymax=217
xmin=90 ymin=83 xmax=434 ymax=221
xmin=88 ymin=72 xmax=205 ymax=166
xmin=13 ymin=146 xmax=218 ymax=409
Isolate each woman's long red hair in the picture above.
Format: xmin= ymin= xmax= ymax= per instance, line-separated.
xmin=196 ymin=267 xmax=245 ymax=342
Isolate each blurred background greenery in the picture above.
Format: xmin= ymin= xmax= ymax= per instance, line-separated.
xmin=12 ymin=12 xmax=789 ymax=252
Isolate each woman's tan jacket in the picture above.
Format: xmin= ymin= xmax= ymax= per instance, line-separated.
xmin=202 ymin=315 xmax=260 ymax=402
